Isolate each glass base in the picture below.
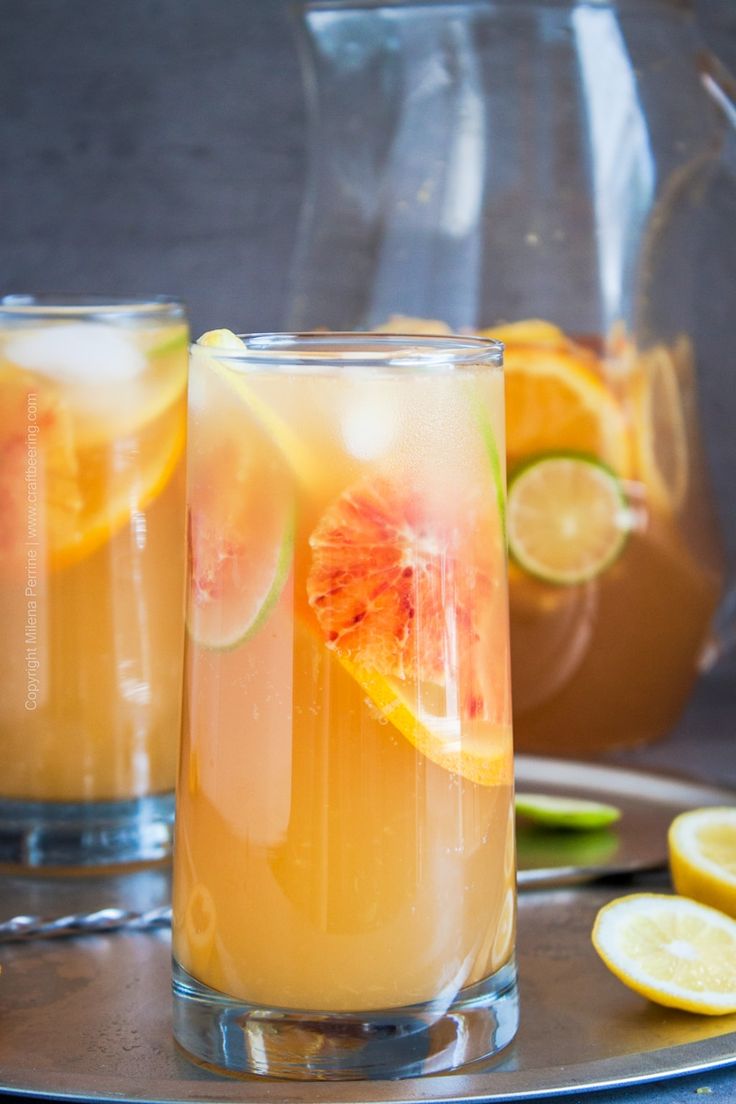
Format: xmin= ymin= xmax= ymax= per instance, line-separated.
xmin=0 ymin=792 xmax=175 ymax=869
xmin=172 ymin=957 xmax=519 ymax=1080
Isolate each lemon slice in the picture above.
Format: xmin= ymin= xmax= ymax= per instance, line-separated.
xmin=515 ymin=793 xmax=621 ymax=830
xmin=508 ymin=453 xmax=631 ymax=585
xmin=337 ymin=653 xmax=512 ymax=787
xmin=630 ymin=343 xmax=689 ymax=514
xmin=592 ymin=893 xmax=736 ymax=1014
xmin=195 ymin=330 xmax=326 ymax=490
xmin=669 ymin=807 xmax=736 ymax=919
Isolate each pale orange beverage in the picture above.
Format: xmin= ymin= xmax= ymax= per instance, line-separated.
xmin=0 ymin=296 xmax=188 ymax=867
xmin=172 ymin=332 xmax=516 ymax=1080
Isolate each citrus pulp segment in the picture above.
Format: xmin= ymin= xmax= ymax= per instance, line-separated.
xmin=669 ymin=807 xmax=736 ymax=919
xmin=507 ymin=453 xmax=630 ymax=585
xmin=592 ymin=893 xmax=736 ymax=1014
xmin=515 ymin=793 xmax=621 ymax=830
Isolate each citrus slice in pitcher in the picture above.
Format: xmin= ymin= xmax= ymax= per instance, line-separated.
xmin=507 ymin=453 xmax=631 ymax=585
xmin=307 ymin=476 xmax=511 ymax=785
xmin=630 ymin=343 xmax=689 ymax=513
xmin=502 ymin=342 xmax=632 ymax=476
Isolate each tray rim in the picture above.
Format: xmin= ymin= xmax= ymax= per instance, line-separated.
xmin=2 ymin=1029 xmax=736 ymax=1104
xmin=2 ymin=756 xmax=736 ymax=1104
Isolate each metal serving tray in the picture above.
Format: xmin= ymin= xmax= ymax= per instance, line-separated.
xmin=0 ymin=757 xmax=735 ymax=1102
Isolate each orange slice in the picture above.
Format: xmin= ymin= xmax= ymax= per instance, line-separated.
xmin=503 ymin=344 xmax=632 ymax=477
xmin=0 ymin=332 xmax=187 ymax=573
xmin=478 ymin=318 xmax=569 ymax=350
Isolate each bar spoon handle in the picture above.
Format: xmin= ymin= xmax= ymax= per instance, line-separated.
xmin=0 ymin=905 xmax=172 ymax=943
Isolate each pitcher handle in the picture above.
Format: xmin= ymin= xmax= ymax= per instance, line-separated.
xmin=700 ymin=582 xmax=736 ymax=672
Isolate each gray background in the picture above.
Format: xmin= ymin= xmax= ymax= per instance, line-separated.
xmin=1 ymin=0 xmax=735 ymax=336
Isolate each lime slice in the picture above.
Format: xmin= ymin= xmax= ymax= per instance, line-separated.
xmin=515 ymin=792 xmax=621 ymax=830
xmin=186 ymin=351 xmax=295 ymax=650
xmin=187 ymin=502 xmax=294 ymax=651
xmin=507 ymin=452 xmax=630 ymax=585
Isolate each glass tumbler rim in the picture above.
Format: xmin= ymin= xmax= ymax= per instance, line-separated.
xmin=0 ymin=294 xmax=185 ymax=321
xmin=193 ymin=330 xmax=504 ymax=374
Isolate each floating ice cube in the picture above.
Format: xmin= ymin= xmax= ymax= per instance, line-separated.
xmin=6 ymin=323 xmax=146 ymax=384
xmin=341 ymin=392 xmax=398 ymax=460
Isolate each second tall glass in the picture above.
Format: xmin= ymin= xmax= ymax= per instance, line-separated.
xmin=0 ymin=296 xmax=188 ymax=868
xmin=172 ymin=331 xmax=517 ymax=1079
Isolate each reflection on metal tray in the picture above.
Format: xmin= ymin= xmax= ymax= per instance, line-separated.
xmin=0 ymin=757 xmax=735 ymax=1103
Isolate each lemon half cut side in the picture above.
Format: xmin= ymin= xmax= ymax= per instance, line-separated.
xmin=592 ymin=893 xmax=736 ymax=1015
xmin=669 ymin=807 xmax=736 ymax=919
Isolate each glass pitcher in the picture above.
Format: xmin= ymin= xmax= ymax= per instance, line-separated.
xmin=287 ymin=0 xmax=736 ymax=757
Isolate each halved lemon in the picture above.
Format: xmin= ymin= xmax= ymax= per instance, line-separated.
xmin=669 ymin=807 xmax=736 ymax=919
xmin=592 ymin=893 xmax=736 ymax=1015
xmin=629 ymin=343 xmax=689 ymax=514
xmin=507 ymin=453 xmax=631 ymax=585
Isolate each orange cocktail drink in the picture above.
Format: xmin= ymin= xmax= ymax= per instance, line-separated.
xmin=172 ymin=331 xmax=517 ymax=1080
xmin=0 ymin=296 xmax=188 ymax=867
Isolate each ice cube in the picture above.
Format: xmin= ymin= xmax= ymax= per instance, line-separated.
xmin=341 ymin=392 xmax=398 ymax=460
xmin=6 ymin=323 xmax=146 ymax=384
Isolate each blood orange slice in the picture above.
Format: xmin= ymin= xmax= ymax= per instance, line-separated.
xmin=307 ymin=477 xmax=511 ymax=785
